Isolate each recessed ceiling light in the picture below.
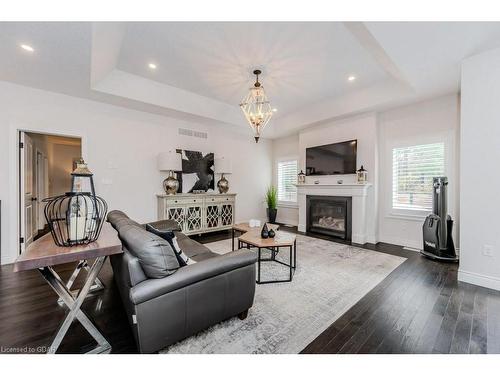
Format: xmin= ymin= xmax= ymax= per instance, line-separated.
xmin=20 ymin=44 xmax=34 ymax=52
xmin=148 ymin=63 xmax=157 ymax=70
xmin=272 ymin=108 xmax=278 ymax=112
xmin=348 ymin=75 xmax=356 ymax=82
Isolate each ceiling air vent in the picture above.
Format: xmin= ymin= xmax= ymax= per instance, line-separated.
xmin=178 ymin=128 xmax=208 ymax=139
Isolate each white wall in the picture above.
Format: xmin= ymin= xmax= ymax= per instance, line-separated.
xmin=378 ymin=95 xmax=460 ymax=249
xmin=299 ymin=113 xmax=379 ymax=243
xmin=272 ymin=134 xmax=300 ymax=226
xmin=459 ymin=48 xmax=500 ymax=291
xmin=0 ymin=81 xmax=272 ymax=265
xmin=272 ymin=114 xmax=379 ymax=241
xmin=271 ymin=95 xmax=460 ymax=249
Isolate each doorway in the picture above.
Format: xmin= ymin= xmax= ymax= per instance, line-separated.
xmin=19 ymin=132 xmax=82 ymax=251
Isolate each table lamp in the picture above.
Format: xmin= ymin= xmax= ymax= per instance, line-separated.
xmin=158 ymin=151 xmax=183 ymax=195
xmin=215 ymin=157 xmax=232 ymax=193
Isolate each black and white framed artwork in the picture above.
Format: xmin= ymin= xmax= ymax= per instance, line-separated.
xmin=176 ymin=149 xmax=215 ymax=193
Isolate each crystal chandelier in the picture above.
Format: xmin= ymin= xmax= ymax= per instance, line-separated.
xmin=239 ymin=69 xmax=274 ymax=143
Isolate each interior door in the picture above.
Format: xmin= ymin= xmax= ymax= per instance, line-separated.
xmin=20 ymin=132 xmax=36 ymax=250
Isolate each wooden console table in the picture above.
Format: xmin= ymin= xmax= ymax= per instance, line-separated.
xmin=13 ymin=222 xmax=122 ymax=354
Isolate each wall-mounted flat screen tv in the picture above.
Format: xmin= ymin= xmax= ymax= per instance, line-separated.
xmin=306 ymin=140 xmax=357 ymax=175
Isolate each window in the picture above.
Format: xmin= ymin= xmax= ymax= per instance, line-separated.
xmin=392 ymin=143 xmax=445 ymax=212
xmin=277 ymin=160 xmax=298 ymax=203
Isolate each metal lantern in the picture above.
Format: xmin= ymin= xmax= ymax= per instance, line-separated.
xmin=356 ymin=165 xmax=368 ymax=184
xmin=71 ymin=159 xmax=95 ymax=194
xmin=298 ymin=170 xmax=306 ymax=184
xmin=43 ymin=160 xmax=107 ymax=247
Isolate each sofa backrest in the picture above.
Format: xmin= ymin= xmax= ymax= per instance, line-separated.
xmin=107 ymin=210 xmax=180 ymax=280
xmin=108 ymin=211 xmax=148 ymax=287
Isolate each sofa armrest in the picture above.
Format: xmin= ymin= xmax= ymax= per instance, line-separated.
xmin=130 ymin=249 xmax=257 ymax=304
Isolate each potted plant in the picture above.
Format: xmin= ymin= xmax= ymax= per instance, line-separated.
xmin=265 ymin=186 xmax=278 ymax=224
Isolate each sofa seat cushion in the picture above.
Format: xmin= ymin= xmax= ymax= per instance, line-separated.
xmin=175 ymin=233 xmax=214 ymax=258
xmin=119 ymin=224 xmax=180 ymax=279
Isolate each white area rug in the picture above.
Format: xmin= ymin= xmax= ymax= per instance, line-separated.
xmin=161 ymin=234 xmax=405 ymax=354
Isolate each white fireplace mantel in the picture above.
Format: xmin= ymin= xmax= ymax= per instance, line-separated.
xmin=295 ymin=183 xmax=373 ymax=244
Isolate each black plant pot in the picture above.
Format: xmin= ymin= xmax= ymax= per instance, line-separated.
xmin=267 ymin=208 xmax=277 ymax=224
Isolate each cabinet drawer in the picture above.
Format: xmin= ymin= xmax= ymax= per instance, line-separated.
xmin=213 ymin=196 xmax=235 ymax=203
xmin=166 ymin=197 xmax=202 ymax=205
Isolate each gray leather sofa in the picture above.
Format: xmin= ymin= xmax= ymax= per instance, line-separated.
xmin=107 ymin=210 xmax=257 ymax=353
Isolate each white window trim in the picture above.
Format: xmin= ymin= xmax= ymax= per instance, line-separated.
xmin=385 ymin=131 xmax=455 ymax=220
xmin=275 ymin=156 xmax=298 ymax=206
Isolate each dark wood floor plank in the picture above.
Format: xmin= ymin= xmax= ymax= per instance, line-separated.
xmin=432 ymin=285 xmax=465 ymax=353
xmin=449 ymin=283 xmax=477 ymax=354
xmin=469 ymin=288 xmax=488 ymax=354
xmin=340 ymin=256 xmax=435 ymax=354
xmin=318 ymin=257 xmax=419 ymax=353
xmin=360 ymin=259 xmax=446 ymax=354
xmin=375 ymin=260 xmax=445 ymax=353
xmin=410 ymin=267 xmax=457 ymax=353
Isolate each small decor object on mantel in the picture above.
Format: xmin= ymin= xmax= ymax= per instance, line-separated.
xmin=44 ymin=160 xmax=108 ymax=247
xmin=261 ymin=223 xmax=269 ymax=239
xmin=265 ymin=186 xmax=278 ymax=224
xmin=356 ymin=165 xmax=368 ymax=184
xmin=215 ymin=157 xmax=232 ymax=193
xmin=298 ymin=170 xmax=306 ymax=184
xmin=158 ymin=151 xmax=183 ymax=195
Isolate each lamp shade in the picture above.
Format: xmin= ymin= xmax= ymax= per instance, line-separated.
xmin=215 ymin=157 xmax=232 ymax=174
xmin=157 ymin=151 xmax=182 ymax=172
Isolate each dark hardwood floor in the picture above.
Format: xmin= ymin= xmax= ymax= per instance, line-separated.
xmin=1 ymin=226 xmax=499 ymax=354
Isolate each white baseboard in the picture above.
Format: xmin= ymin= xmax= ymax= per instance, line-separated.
xmin=1 ymin=254 xmax=16 ymax=266
xmin=378 ymin=235 xmax=422 ymax=250
xmin=458 ymin=269 xmax=500 ymax=291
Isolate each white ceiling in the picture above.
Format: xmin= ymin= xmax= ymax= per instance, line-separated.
xmin=1 ymin=22 xmax=500 ymax=138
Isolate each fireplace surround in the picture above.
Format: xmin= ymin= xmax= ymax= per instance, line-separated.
xmin=296 ymin=183 xmax=372 ymax=244
xmin=306 ymin=195 xmax=352 ymax=240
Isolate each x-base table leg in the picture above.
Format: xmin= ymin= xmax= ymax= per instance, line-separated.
xmin=39 ymin=256 xmax=111 ymax=354
xmin=57 ymin=260 xmax=105 ymax=305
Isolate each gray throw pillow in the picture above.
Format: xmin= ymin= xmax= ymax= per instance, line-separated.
xmin=146 ymin=224 xmax=196 ymax=267
xmin=119 ymin=224 xmax=180 ymax=279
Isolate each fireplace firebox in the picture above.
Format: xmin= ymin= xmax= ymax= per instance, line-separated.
xmin=306 ymin=195 xmax=352 ymax=240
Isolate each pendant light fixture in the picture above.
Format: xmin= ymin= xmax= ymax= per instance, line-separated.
xmin=239 ymin=69 xmax=274 ymax=143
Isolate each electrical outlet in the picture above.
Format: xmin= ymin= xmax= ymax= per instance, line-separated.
xmin=482 ymin=245 xmax=494 ymax=257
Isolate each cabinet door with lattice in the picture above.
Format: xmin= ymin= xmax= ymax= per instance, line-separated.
xmin=166 ymin=206 xmax=185 ymax=231
xmin=220 ymin=203 xmax=234 ymax=227
xmin=184 ymin=204 xmax=203 ymax=233
xmin=205 ymin=204 xmax=220 ymax=229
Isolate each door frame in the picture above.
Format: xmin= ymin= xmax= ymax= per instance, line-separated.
xmin=15 ymin=129 xmax=85 ymax=255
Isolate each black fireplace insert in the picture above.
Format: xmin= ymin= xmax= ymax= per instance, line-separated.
xmin=306 ymin=195 xmax=352 ymax=241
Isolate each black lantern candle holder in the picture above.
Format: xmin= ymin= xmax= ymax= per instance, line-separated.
xmin=43 ymin=159 xmax=107 ymax=247
xmin=43 ymin=193 xmax=107 ymax=247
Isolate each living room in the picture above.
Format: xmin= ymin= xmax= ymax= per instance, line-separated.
xmin=1 ymin=1 xmax=500 ymax=373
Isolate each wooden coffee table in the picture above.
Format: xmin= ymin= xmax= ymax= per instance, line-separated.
xmin=231 ymin=222 xmax=279 ymax=251
xmin=237 ymin=229 xmax=297 ymax=284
